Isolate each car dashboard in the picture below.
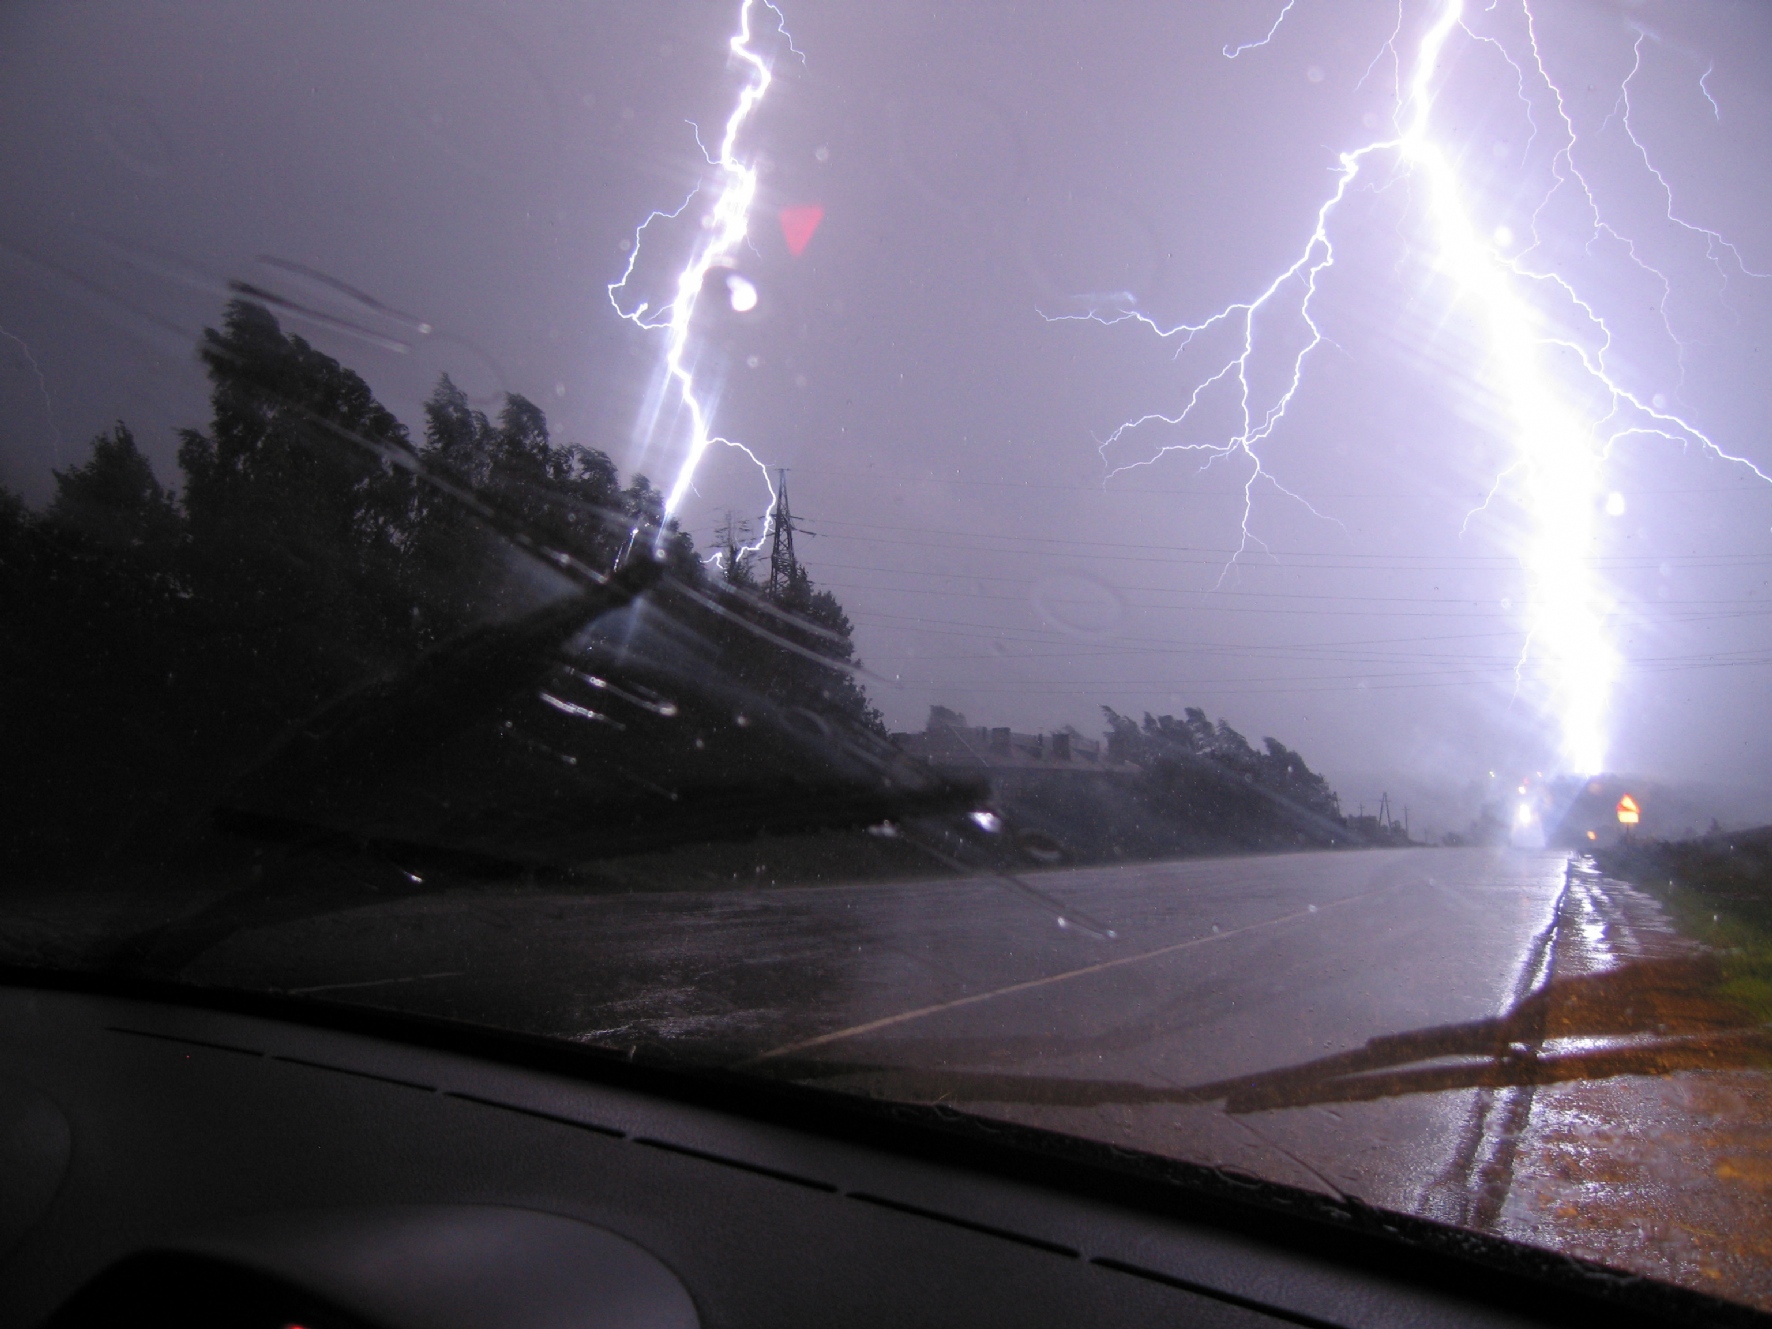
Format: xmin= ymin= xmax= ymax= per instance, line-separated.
xmin=0 ymin=979 xmax=1740 ymax=1329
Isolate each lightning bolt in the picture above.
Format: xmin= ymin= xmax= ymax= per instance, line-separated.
xmin=607 ymin=0 xmax=799 ymax=564
xmin=1057 ymin=0 xmax=1770 ymax=777
xmin=1699 ymin=61 xmax=1721 ymax=122
xmin=0 ymin=323 xmax=60 ymax=462
xmin=1614 ymin=28 xmax=1767 ymax=283
xmin=1223 ymin=0 xmax=1298 ymax=59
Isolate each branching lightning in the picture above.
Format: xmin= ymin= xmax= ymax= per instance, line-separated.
xmin=1059 ymin=0 xmax=1770 ymax=776
xmin=0 ymin=323 xmax=60 ymax=461
xmin=1614 ymin=30 xmax=1767 ymax=282
xmin=1699 ymin=61 xmax=1721 ymax=122
xmin=608 ymin=0 xmax=798 ymax=562
xmin=1223 ymin=0 xmax=1297 ymax=59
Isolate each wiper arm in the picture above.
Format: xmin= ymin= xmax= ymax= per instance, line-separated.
xmin=756 ymin=955 xmax=1769 ymax=1112
xmin=215 ymin=546 xmax=986 ymax=867
xmin=219 ymin=555 xmax=667 ymax=835
xmin=1180 ymin=953 xmax=1765 ymax=1112
xmin=115 ymin=561 xmax=987 ymax=975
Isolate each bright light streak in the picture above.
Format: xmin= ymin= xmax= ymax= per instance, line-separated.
xmin=608 ymin=0 xmax=798 ymax=561
xmin=1699 ymin=61 xmax=1721 ymax=122
xmin=1057 ymin=0 xmax=1771 ymax=777
xmin=0 ymin=323 xmax=60 ymax=461
xmin=1223 ymin=0 xmax=1297 ymax=59
xmin=1616 ymin=30 xmax=1767 ymax=283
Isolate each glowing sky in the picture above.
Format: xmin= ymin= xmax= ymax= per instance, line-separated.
xmin=3 ymin=0 xmax=1770 ymax=827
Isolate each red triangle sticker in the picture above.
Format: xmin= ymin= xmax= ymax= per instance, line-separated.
xmin=779 ymin=204 xmax=825 ymax=257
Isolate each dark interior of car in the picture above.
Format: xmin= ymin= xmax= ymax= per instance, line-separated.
xmin=2 ymin=974 xmax=1749 ymax=1329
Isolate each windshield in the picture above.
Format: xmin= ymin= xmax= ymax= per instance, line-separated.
xmin=5 ymin=0 xmax=1772 ymax=1311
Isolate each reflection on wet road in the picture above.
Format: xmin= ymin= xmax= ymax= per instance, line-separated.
xmin=183 ymin=844 xmax=1772 ymax=1305
xmin=193 ymin=846 xmax=1568 ymax=1212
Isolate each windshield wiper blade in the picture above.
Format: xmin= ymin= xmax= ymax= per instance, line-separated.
xmin=216 ymin=557 xmax=984 ymax=868
xmin=1177 ymin=953 xmax=1767 ymax=1112
xmin=219 ymin=556 xmax=667 ymax=831
xmin=753 ymin=955 xmax=1770 ymax=1112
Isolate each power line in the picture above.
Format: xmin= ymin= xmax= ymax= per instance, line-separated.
xmin=814 ymin=583 xmax=1772 ymax=621
xmin=804 ymin=559 xmax=1772 ymax=608
xmin=802 ymin=522 xmax=1772 ymax=572
xmin=787 ymin=466 xmax=1772 ymax=501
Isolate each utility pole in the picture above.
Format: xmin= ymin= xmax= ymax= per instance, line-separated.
xmin=714 ymin=509 xmax=751 ymax=584
xmin=1378 ymin=792 xmax=1392 ymax=829
xmin=766 ymin=468 xmax=802 ymax=598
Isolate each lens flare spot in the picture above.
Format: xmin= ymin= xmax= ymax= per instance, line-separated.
xmin=726 ymin=273 xmax=759 ymax=312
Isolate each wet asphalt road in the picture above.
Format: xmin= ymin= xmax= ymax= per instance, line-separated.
xmin=191 ymin=845 xmax=1574 ymax=1215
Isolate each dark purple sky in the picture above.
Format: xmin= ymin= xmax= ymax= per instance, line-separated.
xmin=3 ymin=0 xmax=1770 ymax=833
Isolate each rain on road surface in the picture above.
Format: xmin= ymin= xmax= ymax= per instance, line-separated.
xmin=194 ymin=845 xmax=1572 ymax=1215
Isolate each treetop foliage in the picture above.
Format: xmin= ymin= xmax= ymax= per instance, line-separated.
xmin=1102 ymin=704 xmax=1342 ymax=823
xmin=1 ymin=299 xmax=879 ymax=875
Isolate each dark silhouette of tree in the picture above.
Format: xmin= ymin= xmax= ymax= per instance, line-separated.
xmin=408 ymin=374 xmax=637 ymax=637
xmin=47 ymin=423 xmax=181 ymax=552
xmin=177 ymin=300 xmax=423 ymax=717
xmin=1256 ymin=736 xmax=1342 ymax=819
xmin=1102 ymin=705 xmax=1343 ymax=839
xmin=3 ymin=428 xmax=192 ymax=871
xmin=615 ymin=471 xmax=699 ymax=575
xmin=734 ymin=563 xmax=881 ymax=734
xmin=0 ymin=298 xmax=883 ymax=878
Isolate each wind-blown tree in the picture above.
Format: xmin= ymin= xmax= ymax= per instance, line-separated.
xmin=614 ymin=469 xmax=700 ymax=575
xmin=413 ymin=376 xmax=615 ymax=635
xmin=47 ymin=423 xmax=182 ymax=552
xmin=1 ymin=298 xmax=883 ymax=876
xmin=676 ymin=506 xmax=877 ymax=731
xmin=719 ymin=563 xmax=882 ymax=735
xmin=4 ymin=426 xmax=195 ymax=870
xmin=177 ymin=299 xmax=424 ymax=716
xmin=1103 ymin=705 xmax=1343 ymax=827
xmin=411 ymin=375 xmax=703 ymax=634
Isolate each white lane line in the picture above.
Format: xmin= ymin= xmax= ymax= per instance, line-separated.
xmin=747 ymin=885 xmax=1395 ymax=1063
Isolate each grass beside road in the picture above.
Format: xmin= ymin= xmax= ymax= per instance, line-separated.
xmin=1594 ymin=827 xmax=1772 ymax=1022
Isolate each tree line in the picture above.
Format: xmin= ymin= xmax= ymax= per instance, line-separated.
xmin=1 ymin=300 xmax=876 ymax=879
xmin=1102 ymin=706 xmax=1344 ymax=827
